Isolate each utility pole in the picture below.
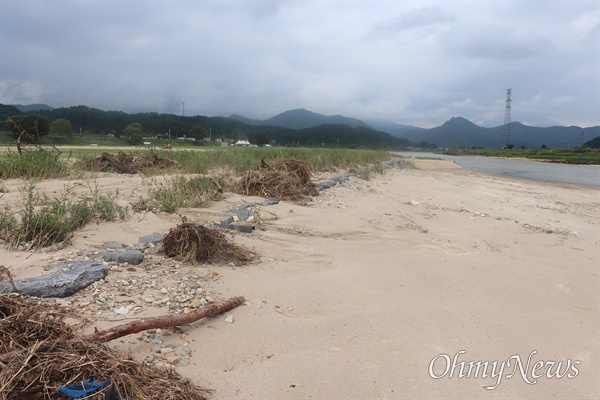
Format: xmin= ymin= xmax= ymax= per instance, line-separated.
xmin=503 ymin=88 xmax=512 ymax=148
xmin=182 ymin=102 xmax=185 ymax=117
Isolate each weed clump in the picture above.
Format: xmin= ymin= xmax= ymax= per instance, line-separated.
xmin=0 ymin=183 xmax=126 ymax=250
xmin=162 ymin=223 xmax=257 ymax=265
xmin=132 ymin=176 xmax=222 ymax=213
xmin=238 ymin=158 xmax=318 ymax=200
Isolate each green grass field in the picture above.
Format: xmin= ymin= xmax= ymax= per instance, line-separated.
xmin=439 ymin=147 xmax=600 ymax=164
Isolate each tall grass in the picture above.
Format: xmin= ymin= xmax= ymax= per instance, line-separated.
xmin=126 ymin=147 xmax=392 ymax=175
xmin=0 ymin=150 xmax=71 ymax=179
xmin=0 ymin=182 xmax=127 ymax=249
xmin=141 ymin=176 xmax=219 ymax=213
xmin=2 ymin=146 xmax=392 ymax=180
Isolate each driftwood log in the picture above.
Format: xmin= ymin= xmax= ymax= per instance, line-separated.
xmin=0 ymin=296 xmax=245 ymax=364
xmin=99 ymin=152 xmax=135 ymax=174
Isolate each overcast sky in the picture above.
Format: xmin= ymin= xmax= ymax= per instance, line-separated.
xmin=1 ymin=1 xmax=598 ymax=128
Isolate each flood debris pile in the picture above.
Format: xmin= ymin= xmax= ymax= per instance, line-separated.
xmin=161 ymin=223 xmax=258 ymax=265
xmin=89 ymin=152 xmax=178 ymax=174
xmin=238 ymin=158 xmax=318 ymax=200
xmin=0 ymin=292 xmax=211 ymax=400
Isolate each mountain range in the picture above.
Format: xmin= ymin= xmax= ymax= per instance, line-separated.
xmin=6 ymin=104 xmax=599 ymax=148
xmin=231 ymin=109 xmax=598 ymax=149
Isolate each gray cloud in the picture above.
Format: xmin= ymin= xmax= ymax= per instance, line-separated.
xmin=0 ymin=1 xmax=597 ymax=128
xmin=365 ymin=6 xmax=454 ymax=40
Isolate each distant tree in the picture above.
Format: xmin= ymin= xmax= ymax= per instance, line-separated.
xmin=123 ymin=122 xmax=144 ymax=145
xmin=190 ymin=125 xmax=208 ymax=140
xmin=506 ymin=143 xmax=514 ymax=149
xmin=253 ymin=131 xmax=269 ymax=146
xmin=7 ymin=113 xmax=50 ymax=143
xmin=49 ymin=118 xmax=73 ymax=138
xmin=521 ymin=145 xmax=525 ymax=149
xmin=541 ymin=144 xmax=547 ymax=149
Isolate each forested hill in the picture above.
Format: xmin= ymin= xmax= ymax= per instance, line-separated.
xmin=0 ymin=104 xmax=418 ymax=148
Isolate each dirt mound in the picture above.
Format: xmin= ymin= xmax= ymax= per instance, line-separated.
xmin=238 ymin=158 xmax=318 ymax=200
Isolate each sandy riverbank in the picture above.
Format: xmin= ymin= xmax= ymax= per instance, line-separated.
xmin=1 ymin=159 xmax=598 ymax=398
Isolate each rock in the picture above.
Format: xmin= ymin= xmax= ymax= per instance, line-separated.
xmin=89 ymin=249 xmax=144 ymax=265
xmin=316 ymin=180 xmax=337 ymax=191
xmin=219 ymin=216 xmax=234 ymax=227
xmin=160 ymin=347 xmax=174 ymax=354
xmin=180 ymin=358 xmax=190 ymax=366
xmin=382 ymin=159 xmax=409 ymax=169
xmin=138 ymin=233 xmax=165 ymax=245
xmin=224 ymin=315 xmax=234 ymax=323
xmin=165 ymin=355 xmax=181 ymax=365
xmin=0 ymin=261 xmax=108 ymax=298
xmin=410 ymin=200 xmax=420 ymax=206
xmin=102 ymin=241 xmax=127 ymax=249
xmin=114 ymin=307 xmax=129 ymax=315
xmin=224 ymin=224 xmax=255 ymax=233
xmin=228 ymin=207 xmax=251 ymax=221
xmin=258 ymin=198 xmax=280 ymax=206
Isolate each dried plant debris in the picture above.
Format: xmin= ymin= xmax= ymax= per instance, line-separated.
xmin=0 ymin=293 xmax=211 ymax=400
xmin=238 ymin=158 xmax=318 ymax=200
xmin=88 ymin=152 xmax=178 ymax=174
xmin=162 ymin=223 xmax=258 ymax=265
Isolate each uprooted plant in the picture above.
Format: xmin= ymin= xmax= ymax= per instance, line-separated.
xmin=238 ymin=158 xmax=318 ymax=200
xmin=161 ymin=223 xmax=258 ymax=265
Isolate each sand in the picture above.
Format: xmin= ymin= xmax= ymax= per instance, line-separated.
xmin=1 ymin=159 xmax=598 ymax=399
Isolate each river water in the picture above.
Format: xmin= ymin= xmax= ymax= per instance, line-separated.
xmin=393 ymin=152 xmax=600 ymax=187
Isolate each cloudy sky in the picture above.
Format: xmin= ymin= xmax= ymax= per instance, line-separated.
xmin=1 ymin=1 xmax=598 ymax=128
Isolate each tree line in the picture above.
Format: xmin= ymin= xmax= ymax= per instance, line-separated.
xmin=0 ymin=104 xmax=434 ymax=148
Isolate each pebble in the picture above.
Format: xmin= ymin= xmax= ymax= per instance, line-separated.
xmin=56 ymin=257 xmax=218 ymax=369
xmin=114 ymin=307 xmax=129 ymax=315
xmin=225 ymin=315 xmax=235 ymax=323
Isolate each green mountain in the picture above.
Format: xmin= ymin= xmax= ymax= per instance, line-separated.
xmin=12 ymin=103 xmax=54 ymax=112
xmin=362 ymin=119 xmax=423 ymax=138
xmin=262 ymin=108 xmax=369 ymax=129
xmin=398 ymin=117 xmax=599 ymax=148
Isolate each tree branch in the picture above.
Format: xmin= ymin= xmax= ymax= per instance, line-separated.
xmin=0 ymin=296 xmax=245 ymax=363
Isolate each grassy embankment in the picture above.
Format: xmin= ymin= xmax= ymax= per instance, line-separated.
xmin=0 ymin=146 xmax=391 ymax=180
xmin=439 ymin=147 xmax=600 ymax=164
xmin=0 ymin=147 xmax=392 ymax=248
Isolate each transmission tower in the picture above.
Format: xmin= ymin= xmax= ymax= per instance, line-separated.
xmin=503 ymin=89 xmax=512 ymax=147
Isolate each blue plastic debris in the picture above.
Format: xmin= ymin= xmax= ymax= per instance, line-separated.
xmin=58 ymin=380 xmax=109 ymax=399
